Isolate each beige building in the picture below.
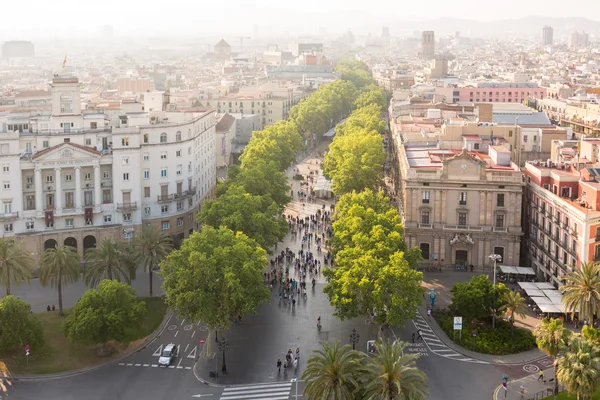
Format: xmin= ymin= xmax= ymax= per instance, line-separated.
xmin=398 ymin=143 xmax=524 ymax=268
xmin=116 ymin=77 xmax=153 ymax=94
xmin=373 ymin=70 xmax=415 ymax=95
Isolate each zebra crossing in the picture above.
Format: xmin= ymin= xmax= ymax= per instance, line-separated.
xmin=219 ymin=382 xmax=293 ymax=400
xmin=412 ymin=312 xmax=489 ymax=364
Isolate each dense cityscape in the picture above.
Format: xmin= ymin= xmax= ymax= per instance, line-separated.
xmin=1 ymin=4 xmax=600 ymax=400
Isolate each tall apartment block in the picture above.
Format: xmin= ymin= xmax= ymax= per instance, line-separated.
xmin=542 ymin=26 xmax=554 ymax=46
xmin=421 ymin=31 xmax=435 ymax=59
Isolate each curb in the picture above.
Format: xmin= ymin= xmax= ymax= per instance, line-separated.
xmin=8 ymin=310 xmax=174 ymax=381
xmin=192 ymin=336 xmax=225 ymax=388
xmin=493 ymin=384 xmax=502 ymax=400
xmin=420 ymin=307 xmax=545 ymax=365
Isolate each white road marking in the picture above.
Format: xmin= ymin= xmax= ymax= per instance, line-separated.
xmin=177 ymin=366 xmax=183 ymax=369
xmin=223 ymin=383 xmax=293 ymax=391
xmin=153 ymin=344 xmax=163 ymax=357
xmin=135 ymin=364 xmax=141 ymax=367
xmin=177 ymin=358 xmax=183 ymax=368
xmin=185 ymin=367 xmax=191 ymax=370
xmin=175 ymin=330 xmax=179 ymax=337
xmin=168 ymin=366 xmax=175 ymax=369
xmin=151 ymin=364 xmax=158 ymax=367
xmin=118 ymin=363 xmax=125 ymax=366
xmin=187 ymin=346 xmax=197 ymax=359
xmin=184 ymin=343 xmax=190 ymax=353
xmin=126 ymin=363 xmax=133 ymax=366
xmin=143 ymin=364 xmax=149 ymax=367
xmin=220 ymin=393 xmax=290 ymax=400
xmin=181 ymin=319 xmax=186 ymax=326
xmin=191 ymin=331 xmax=196 ymax=339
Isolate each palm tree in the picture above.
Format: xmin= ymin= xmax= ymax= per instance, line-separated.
xmin=561 ymin=262 xmax=600 ymax=322
xmin=301 ymin=341 xmax=364 ymax=400
xmin=0 ymin=237 xmax=35 ymax=295
xmin=83 ymin=238 xmax=134 ymax=287
xmin=362 ymin=340 xmax=428 ymax=400
xmin=39 ymin=245 xmax=80 ymax=316
xmin=499 ymin=291 xmax=528 ymax=328
xmin=556 ymin=336 xmax=600 ymax=400
xmin=131 ymin=226 xmax=172 ymax=297
xmin=534 ymin=318 xmax=571 ymax=400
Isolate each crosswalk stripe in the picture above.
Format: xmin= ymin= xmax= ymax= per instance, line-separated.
xmin=427 ymin=342 xmax=447 ymax=347
xmin=223 ymin=388 xmax=291 ymax=395
xmin=433 ymin=349 xmax=456 ymax=352
xmin=224 ymin=384 xmax=293 ymax=391
xmin=220 ymin=392 xmax=291 ymax=400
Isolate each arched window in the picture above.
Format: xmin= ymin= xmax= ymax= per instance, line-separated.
xmin=176 ymin=131 xmax=182 ymax=142
xmin=160 ymin=133 xmax=167 ymax=143
xmin=143 ymin=134 xmax=149 ymax=144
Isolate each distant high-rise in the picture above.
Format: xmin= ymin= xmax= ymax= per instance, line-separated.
xmin=421 ymin=31 xmax=435 ymax=59
xmin=570 ymin=31 xmax=589 ymax=48
xmin=2 ymin=41 xmax=34 ymax=59
xmin=542 ymin=26 xmax=553 ymax=46
xmin=382 ymin=26 xmax=390 ymax=38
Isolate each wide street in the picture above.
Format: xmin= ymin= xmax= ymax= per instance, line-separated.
xmin=3 ymin=144 xmax=545 ymax=400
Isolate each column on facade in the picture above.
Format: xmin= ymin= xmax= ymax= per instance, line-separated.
xmin=440 ymin=191 xmax=447 ymax=223
xmin=508 ymin=241 xmax=515 ymax=265
xmin=54 ymin=168 xmax=62 ymax=211
xmin=434 ymin=190 xmax=442 ymax=223
xmin=34 ymin=167 xmax=43 ymax=213
xmin=94 ymin=165 xmax=102 ymax=207
xmin=479 ymin=191 xmax=486 ymax=226
xmin=478 ymin=239 xmax=485 ymax=267
xmin=433 ymin=237 xmax=439 ymax=262
xmin=411 ymin=189 xmax=418 ymax=222
xmin=486 ymin=192 xmax=493 ymax=226
xmin=440 ymin=237 xmax=446 ymax=264
xmin=74 ymin=167 xmax=82 ymax=210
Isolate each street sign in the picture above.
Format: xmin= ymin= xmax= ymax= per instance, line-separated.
xmin=26 ymin=350 xmax=30 ymax=356
xmin=25 ymin=345 xmax=30 ymax=352
xmin=453 ymin=317 xmax=463 ymax=330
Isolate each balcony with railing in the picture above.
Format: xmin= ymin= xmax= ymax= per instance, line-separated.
xmin=117 ymin=202 xmax=137 ymax=211
xmin=158 ymin=188 xmax=197 ymax=203
xmin=443 ymin=225 xmax=483 ymax=231
xmin=0 ymin=212 xmax=19 ymax=221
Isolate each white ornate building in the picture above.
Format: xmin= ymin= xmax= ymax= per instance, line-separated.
xmin=0 ymin=73 xmax=216 ymax=262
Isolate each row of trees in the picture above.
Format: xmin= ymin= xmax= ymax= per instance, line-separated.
xmin=0 ymin=226 xmax=172 ymax=316
xmin=324 ymin=189 xmax=423 ymax=329
xmin=322 ymin=83 xmax=387 ymax=195
xmin=302 ymin=340 xmax=428 ymax=400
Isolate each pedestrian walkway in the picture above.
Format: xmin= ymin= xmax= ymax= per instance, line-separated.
xmin=412 ymin=312 xmax=489 ymax=364
xmin=494 ymin=368 xmax=559 ymax=400
xmin=220 ymin=382 xmax=293 ymax=400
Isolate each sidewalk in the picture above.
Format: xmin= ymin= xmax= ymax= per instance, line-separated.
xmin=494 ymin=368 xmax=559 ymax=400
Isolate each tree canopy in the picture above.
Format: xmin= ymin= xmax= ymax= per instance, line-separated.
xmin=160 ymin=226 xmax=269 ymax=333
xmin=39 ymin=245 xmax=81 ymax=315
xmin=62 ymin=280 xmax=146 ymax=347
xmin=240 ymin=121 xmax=302 ymax=172
xmin=354 ymin=84 xmax=386 ymax=110
xmin=0 ymin=237 xmax=35 ymax=296
xmin=0 ymin=296 xmax=44 ymax=353
xmin=449 ymin=275 xmax=509 ymax=323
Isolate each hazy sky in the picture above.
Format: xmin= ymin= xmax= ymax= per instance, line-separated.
xmin=2 ymin=0 xmax=599 ymax=39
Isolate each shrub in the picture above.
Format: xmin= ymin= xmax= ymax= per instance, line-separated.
xmin=435 ymin=310 xmax=536 ymax=355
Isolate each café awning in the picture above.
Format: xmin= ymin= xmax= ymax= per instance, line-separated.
xmin=524 ymin=288 xmax=546 ymax=297
xmin=518 ymin=282 xmax=537 ymax=290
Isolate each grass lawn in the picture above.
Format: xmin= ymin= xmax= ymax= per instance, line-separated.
xmin=543 ymin=390 xmax=600 ymax=399
xmin=1 ymin=297 xmax=167 ymax=375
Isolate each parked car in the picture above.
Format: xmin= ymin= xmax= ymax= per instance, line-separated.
xmin=158 ymin=343 xmax=178 ymax=366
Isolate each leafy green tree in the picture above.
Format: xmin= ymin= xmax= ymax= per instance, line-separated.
xmin=240 ymin=121 xmax=302 ymax=171
xmin=84 ymin=238 xmax=135 ymax=288
xmin=534 ymin=318 xmax=571 ymax=400
xmin=449 ymin=275 xmax=509 ymax=323
xmin=0 ymin=296 xmax=44 ymax=353
xmin=499 ymin=291 xmax=527 ymax=329
xmin=323 ymin=130 xmax=386 ymax=194
xmin=560 ymin=262 xmax=600 ymax=321
xmin=335 ymin=59 xmax=370 ymax=73
xmin=331 ymin=190 xmax=421 ymax=267
xmin=131 ymin=226 xmax=173 ymax=298
xmin=582 ymin=325 xmax=600 ymax=345
xmin=337 ymin=68 xmax=374 ymax=89
xmin=556 ymin=336 xmax=600 ymax=400
xmin=289 ymin=98 xmax=332 ymax=141
xmin=337 ymin=104 xmax=386 ymax=136
xmin=362 ymin=340 xmax=428 ymax=400
xmin=233 ymin=161 xmax=291 ymax=208
xmin=325 ymin=251 xmax=423 ymax=328
xmin=0 ymin=237 xmax=35 ymax=296
xmin=199 ymin=184 xmax=288 ymax=251
xmin=39 ymin=245 xmax=80 ymax=316
xmin=301 ymin=341 xmax=364 ymax=400
xmin=354 ymin=85 xmax=386 ymax=110
xmin=62 ymin=280 xmax=146 ymax=353
xmin=160 ymin=226 xmax=269 ymax=354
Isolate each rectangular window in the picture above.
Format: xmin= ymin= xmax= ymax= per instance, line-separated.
xmin=4 ymin=223 xmax=13 ymax=232
xmin=123 ymin=213 xmax=131 ymax=222
xmin=162 ymin=221 xmax=170 ymax=230
xmin=495 ymin=214 xmax=505 ymax=228
xmin=143 ymin=153 xmax=149 ymax=161
xmin=177 ymin=202 xmax=183 ymax=211
xmin=123 ymin=173 xmax=129 ymax=181
xmin=104 ymin=215 xmax=112 ymax=223
xmin=65 ymin=174 xmax=72 ymax=181
xmin=497 ymin=193 xmax=505 ymax=207
xmin=46 ymin=175 xmax=53 ymax=183
xmin=160 ymin=152 xmax=167 ymax=159
xmin=122 ymin=137 xmax=129 ymax=146
xmin=474 ymin=143 xmax=480 ymax=150
xmin=122 ymin=157 xmax=129 ymax=165
xmin=176 ymin=150 xmax=182 ymax=157
xmin=422 ymin=190 xmax=430 ymax=204
xmin=102 ymin=189 xmax=111 ymax=204
xmin=84 ymin=172 xmax=91 ymax=180
xmin=144 ymin=187 xmax=150 ymax=198
xmin=177 ymin=217 xmax=184 ymax=227
xmin=25 ymin=221 xmax=34 ymax=230
xmin=161 ymin=205 xmax=169 ymax=213
xmin=145 ymin=207 xmax=151 ymax=216
xmin=176 ymin=165 xmax=182 ymax=176
xmin=2 ymin=165 xmax=8 ymax=173
xmin=458 ymin=213 xmax=467 ymax=226
xmin=161 ymin=168 xmax=167 ymax=178
xmin=65 ymin=218 xmax=73 ymax=227
xmin=85 ymin=138 xmax=92 ymax=146
xmin=43 ymin=141 xmax=49 ymax=148
xmin=421 ymin=211 xmax=430 ymax=224
xmin=103 ymin=171 xmax=110 ymax=179
xmin=459 ymin=191 xmax=467 ymax=205
xmin=3 ymin=182 xmax=9 ymax=190
xmin=143 ymin=170 xmax=150 ymax=179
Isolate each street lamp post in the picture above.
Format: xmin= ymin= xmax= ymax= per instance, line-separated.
xmin=349 ymin=328 xmax=360 ymax=350
xmin=291 ymin=378 xmax=298 ymax=399
xmin=489 ymin=254 xmax=502 ymax=329
xmin=217 ymin=338 xmax=229 ymax=374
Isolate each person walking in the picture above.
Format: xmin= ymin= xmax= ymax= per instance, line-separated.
xmin=277 ymin=359 xmax=282 ymax=374
xmin=538 ymin=369 xmax=544 ymax=381
xmin=412 ymin=331 xmax=415 ymax=343
xmin=417 ymin=329 xmax=423 ymax=341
